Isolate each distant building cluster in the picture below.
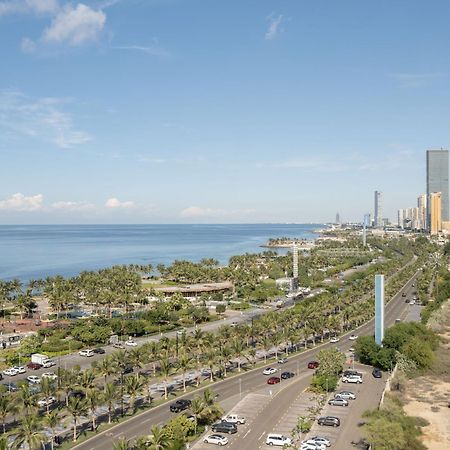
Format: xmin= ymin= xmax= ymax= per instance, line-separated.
xmin=397 ymin=149 xmax=449 ymax=235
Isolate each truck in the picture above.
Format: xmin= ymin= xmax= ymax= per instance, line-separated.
xmin=31 ymin=353 xmax=53 ymax=367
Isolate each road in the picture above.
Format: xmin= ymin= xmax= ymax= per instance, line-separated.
xmin=73 ymin=271 xmax=420 ymax=450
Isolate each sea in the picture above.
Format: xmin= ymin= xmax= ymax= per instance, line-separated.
xmin=0 ymin=224 xmax=322 ymax=282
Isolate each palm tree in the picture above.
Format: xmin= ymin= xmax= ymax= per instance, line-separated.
xmin=95 ymin=356 xmax=117 ymax=388
xmin=159 ymin=357 xmax=171 ymax=400
xmin=85 ymin=388 xmax=102 ymax=431
xmin=201 ymin=388 xmax=223 ymax=424
xmin=59 ymin=369 xmax=77 ymax=406
xmin=43 ymin=409 xmax=61 ymax=450
xmin=204 ymin=351 xmax=217 ymax=383
xmin=12 ymin=415 xmax=45 ymax=450
xmin=40 ymin=377 xmax=56 ymax=414
xmin=18 ymin=383 xmax=36 ymax=416
xmin=176 ymin=352 xmax=192 ymax=392
xmin=67 ymin=396 xmax=88 ymax=442
xmin=104 ymin=382 xmax=119 ymax=424
xmin=189 ymin=397 xmax=204 ymax=435
xmin=78 ymin=370 xmax=96 ymax=390
xmin=0 ymin=435 xmax=8 ymax=450
xmin=128 ymin=348 xmax=146 ymax=379
xmin=147 ymin=425 xmax=170 ymax=450
xmin=0 ymin=395 xmax=16 ymax=433
xmin=113 ymin=438 xmax=130 ymax=450
xmin=124 ymin=376 xmax=144 ymax=414
xmin=231 ymin=339 xmax=245 ymax=372
xmin=134 ymin=436 xmax=150 ymax=450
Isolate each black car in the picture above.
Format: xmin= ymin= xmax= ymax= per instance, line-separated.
xmin=68 ymin=390 xmax=86 ymax=399
xmin=122 ymin=365 xmax=133 ymax=375
xmin=93 ymin=348 xmax=105 ymax=354
xmin=211 ymin=421 xmax=238 ymax=434
xmin=343 ymin=370 xmax=363 ymax=378
xmin=170 ymin=399 xmax=192 ymax=413
xmin=318 ymin=416 xmax=340 ymax=427
xmin=372 ymin=368 xmax=382 ymax=378
xmin=281 ymin=371 xmax=295 ymax=379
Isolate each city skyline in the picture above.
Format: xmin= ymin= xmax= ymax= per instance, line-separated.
xmin=1 ymin=1 xmax=450 ymax=224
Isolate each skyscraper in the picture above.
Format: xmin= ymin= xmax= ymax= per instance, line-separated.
xmin=417 ymin=194 xmax=427 ymax=231
xmin=429 ymin=192 xmax=442 ymax=235
xmin=335 ymin=212 xmax=340 ymax=224
xmin=426 ymin=150 xmax=449 ymax=228
xmin=374 ymin=191 xmax=383 ymax=228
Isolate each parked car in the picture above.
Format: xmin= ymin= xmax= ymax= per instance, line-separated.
xmin=402 ymin=292 xmax=406 ymax=297
xmin=79 ymin=349 xmax=94 ymax=357
xmin=37 ymin=396 xmax=56 ymax=408
xmin=334 ymin=391 xmax=356 ymax=400
xmin=281 ymin=372 xmax=295 ymax=379
xmin=221 ymin=414 xmax=245 ymax=424
xmin=349 ymin=334 xmax=358 ymax=341
xmin=12 ymin=366 xmax=26 ymax=374
xmin=309 ymin=436 xmax=331 ymax=447
xmin=330 ymin=337 xmax=340 ymax=343
xmin=263 ymin=367 xmax=277 ymax=375
xmin=308 ymin=361 xmax=319 ymax=369
xmin=203 ymin=434 xmax=229 ymax=445
xmin=265 ymin=433 xmax=292 ymax=446
xmin=211 ymin=422 xmax=237 ymax=434
xmin=113 ymin=342 xmax=125 ymax=349
xmin=343 ymin=370 xmax=363 ymax=378
xmin=342 ymin=375 xmax=362 ymax=384
xmin=41 ymin=372 xmax=58 ymax=380
xmin=169 ymin=399 xmax=191 ymax=413
xmin=317 ymin=416 xmax=340 ymax=427
xmin=267 ymin=376 xmax=281 ymax=385
xmin=3 ymin=368 xmax=18 ymax=377
xmin=68 ymin=390 xmax=86 ymax=399
xmin=277 ymin=358 xmax=288 ymax=364
xmin=372 ymin=368 xmax=382 ymax=378
xmin=125 ymin=340 xmax=138 ymax=347
xmin=328 ymin=397 xmax=349 ymax=407
xmin=42 ymin=359 xmax=56 ymax=368
xmin=26 ymin=362 xmax=42 ymax=370
xmin=301 ymin=440 xmax=327 ymax=450
xmin=122 ymin=365 xmax=133 ymax=375
xmin=27 ymin=375 xmax=40 ymax=384
xmin=93 ymin=348 xmax=105 ymax=354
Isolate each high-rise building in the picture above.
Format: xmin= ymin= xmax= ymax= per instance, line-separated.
xmin=417 ymin=194 xmax=427 ymax=230
xmin=335 ymin=212 xmax=340 ymax=224
xmin=374 ymin=191 xmax=383 ymax=228
xmin=426 ymin=150 xmax=449 ymax=229
xmin=429 ymin=192 xmax=442 ymax=235
xmin=398 ymin=209 xmax=405 ymax=229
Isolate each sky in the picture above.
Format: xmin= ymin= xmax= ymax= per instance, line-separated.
xmin=0 ymin=0 xmax=450 ymax=224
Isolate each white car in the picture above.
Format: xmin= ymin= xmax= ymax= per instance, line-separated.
xmin=342 ymin=375 xmax=362 ymax=384
xmin=13 ymin=366 xmax=26 ymax=374
xmin=41 ymin=372 xmax=58 ymax=380
xmin=330 ymin=337 xmax=340 ymax=343
xmin=27 ymin=375 xmax=40 ymax=384
xmin=266 ymin=434 xmax=292 ymax=447
xmin=301 ymin=442 xmax=326 ymax=450
xmin=349 ymin=334 xmax=358 ymax=341
xmin=37 ymin=396 xmax=56 ymax=408
xmin=203 ymin=434 xmax=229 ymax=445
xmin=125 ymin=340 xmax=138 ymax=347
xmin=42 ymin=359 xmax=56 ymax=368
xmin=310 ymin=436 xmax=331 ymax=447
xmin=221 ymin=414 xmax=245 ymax=424
xmin=79 ymin=349 xmax=94 ymax=357
xmin=263 ymin=367 xmax=277 ymax=375
xmin=3 ymin=368 xmax=18 ymax=377
xmin=335 ymin=391 xmax=356 ymax=400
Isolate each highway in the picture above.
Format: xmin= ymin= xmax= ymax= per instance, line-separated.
xmin=73 ymin=271 xmax=420 ymax=450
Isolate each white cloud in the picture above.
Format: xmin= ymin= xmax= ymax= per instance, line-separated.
xmin=0 ymin=0 xmax=59 ymax=16
xmin=180 ymin=206 xmax=256 ymax=219
xmin=105 ymin=197 xmax=135 ymax=209
xmin=43 ymin=3 xmax=106 ymax=46
xmin=0 ymin=193 xmax=43 ymax=211
xmin=113 ymin=43 xmax=170 ymax=58
xmin=21 ymin=37 xmax=36 ymax=53
xmin=0 ymin=90 xmax=91 ymax=149
xmin=265 ymin=14 xmax=284 ymax=41
xmin=390 ymin=72 xmax=445 ymax=88
xmin=51 ymin=200 xmax=94 ymax=211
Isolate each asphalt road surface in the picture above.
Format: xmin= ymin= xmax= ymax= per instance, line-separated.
xmin=73 ymin=271 xmax=420 ymax=450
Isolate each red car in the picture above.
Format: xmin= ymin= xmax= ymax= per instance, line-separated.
xmin=308 ymin=361 xmax=319 ymax=369
xmin=267 ymin=376 xmax=281 ymax=385
xmin=26 ymin=362 xmax=42 ymax=370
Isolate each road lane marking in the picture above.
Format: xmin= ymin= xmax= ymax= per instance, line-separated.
xmin=243 ymin=429 xmax=251 ymax=438
xmin=258 ymin=431 xmax=265 ymax=440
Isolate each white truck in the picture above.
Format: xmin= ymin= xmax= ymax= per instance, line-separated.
xmin=221 ymin=414 xmax=246 ymax=424
xmin=31 ymin=353 xmax=54 ymax=367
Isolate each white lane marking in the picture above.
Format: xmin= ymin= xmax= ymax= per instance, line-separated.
xmin=258 ymin=431 xmax=265 ymax=440
xmin=243 ymin=428 xmax=251 ymax=438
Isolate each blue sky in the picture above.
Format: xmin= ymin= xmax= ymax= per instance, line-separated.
xmin=0 ymin=0 xmax=449 ymax=224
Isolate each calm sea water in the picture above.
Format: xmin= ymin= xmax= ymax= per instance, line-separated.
xmin=0 ymin=224 xmax=321 ymax=282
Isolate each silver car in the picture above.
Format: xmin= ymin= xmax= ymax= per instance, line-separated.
xmin=203 ymin=434 xmax=229 ymax=445
xmin=328 ymin=397 xmax=349 ymax=406
xmin=335 ymin=391 xmax=356 ymax=400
